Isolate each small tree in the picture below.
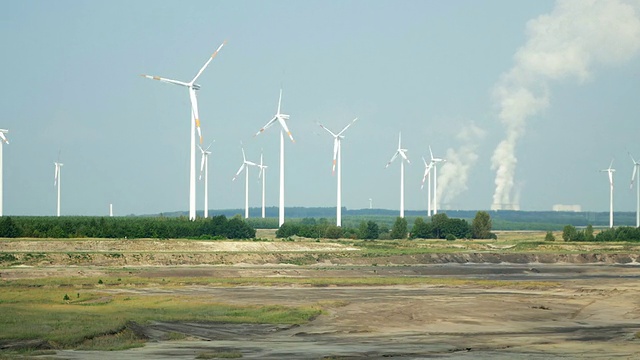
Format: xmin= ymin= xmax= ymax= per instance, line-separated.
xmin=584 ymin=224 xmax=594 ymax=241
xmin=390 ymin=217 xmax=408 ymax=239
xmin=545 ymin=231 xmax=556 ymax=241
xmin=562 ymin=225 xmax=578 ymax=241
xmin=410 ymin=217 xmax=432 ymax=239
xmin=471 ymin=211 xmax=492 ymax=239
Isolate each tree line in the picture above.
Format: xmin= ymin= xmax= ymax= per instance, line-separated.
xmin=561 ymin=224 xmax=640 ymax=242
xmin=0 ymin=215 xmax=256 ymax=239
xmin=276 ymin=211 xmax=497 ymax=240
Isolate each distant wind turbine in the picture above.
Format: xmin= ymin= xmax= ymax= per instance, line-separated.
xmin=254 ymin=89 xmax=294 ymax=226
xmin=386 ymin=132 xmax=410 ymax=218
xmin=232 ymin=143 xmax=257 ymax=219
xmin=257 ymin=149 xmax=268 ymax=219
xmin=0 ymin=129 xmax=8 ymax=217
xmin=317 ymin=117 xmax=358 ymax=227
xmin=600 ymin=159 xmax=615 ymax=229
xmin=54 ymin=158 xmax=63 ymax=217
xmin=141 ymin=40 xmax=226 ymax=220
xmin=420 ymin=156 xmax=433 ymax=217
xmin=199 ymin=141 xmax=214 ymax=218
xmin=429 ymin=146 xmax=445 ymax=215
xmin=629 ymin=153 xmax=640 ymax=227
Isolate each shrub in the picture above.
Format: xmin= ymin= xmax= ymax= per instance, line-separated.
xmin=545 ymin=231 xmax=556 ymax=241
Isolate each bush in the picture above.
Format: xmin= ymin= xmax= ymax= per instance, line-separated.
xmin=445 ymin=234 xmax=456 ymax=241
xmin=545 ymin=231 xmax=556 ymax=241
xmin=390 ymin=217 xmax=408 ymax=239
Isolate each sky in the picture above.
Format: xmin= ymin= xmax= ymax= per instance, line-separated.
xmin=1 ymin=0 xmax=640 ymax=217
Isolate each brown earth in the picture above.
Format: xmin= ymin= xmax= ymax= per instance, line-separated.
xmin=1 ymin=236 xmax=640 ymax=359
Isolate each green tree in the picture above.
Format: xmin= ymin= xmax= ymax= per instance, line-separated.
xmin=410 ymin=217 xmax=432 ymax=239
xmin=358 ymin=221 xmax=379 ymax=240
xmin=0 ymin=217 xmax=20 ymax=238
xmin=276 ymin=222 xmax=300 ymax=238
xmin=583 ymin=224 xmax=594 ymax=241
xmin=562 ymin=225 xmax=578 ymax=241
xmin=545 ymin=231 xmax=556 ymax=241
xmin=324 ymin=225 xmax=343 ymax=239
xmin=390 ymin=217 xmax=408 ymax=239
xmin=471 ymin=211 xmax=492 ymax=239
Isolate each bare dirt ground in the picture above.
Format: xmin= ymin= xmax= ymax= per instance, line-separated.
xmin=2 ymin=236 xmax=640 ymax=359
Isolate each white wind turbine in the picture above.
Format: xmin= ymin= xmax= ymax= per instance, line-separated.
xmin=54 ymin=159 xmax=63 ymax=217
xmin=232 ymin=143 xmax=258 ymax=219
xmin=600 ymin=159 xmax=615 ymax=229
xmin=199 ymin=142 xmax=214 ymax=218
xmin=429 ymin=146 xmax=445 ymax=215
xmin=385 ymin=132 xmax=410 ymax=218
xmin=318 ymin=117 xmax=358 ymax=227
xmin=257 ymin=150 xmax=268 ymax=219
xmin=420 ymin=156 xmax=433 ymax=217
xmin=630 ymin=153 xmax=640 ymax=227
xmin=0 ymin=129 xmax=8 ymax=217
xmin=254 ymin=89 xmax=294 ymax=226
xmin=141 ymin=40 xmax=226 ymax=220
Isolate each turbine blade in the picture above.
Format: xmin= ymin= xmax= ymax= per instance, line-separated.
xmin=630 ymin=152 xmax=637 ymax=164
xmin=337 ymin=117 xmax=358 ymax=136
xmin=191 ymin=40 xmax=227 ymax=84
xmin=386 ymin=151 xmax=399 ymax=168
xmin=421 ymin=165 xmax=432 ymax=189
xmin=317 ymin=122 xmax=337 ymax=137
xmin=233 ymin=163 xmax=245 ymax=181
xmin=398 ymin=132 xmax=402 ymax=150
xmin=53 ymin=164 xmax=58 ymax=186
xmin=189 ymin=89 xmax=203 ymax=144
xmin=140 ymin=74 xmax=189 ymax=87
xmin=199 ymin=153 xmax=206 ymax=180
xmin=400 ymin=150 xmax=410 ymax=164
xmin=429 ymin=145 xmax=435 ymax=161
xmin=0 ymin=132 xmax=8 ymax=144
xmin=277 ymin=116 xmax=295 ymax=143
xmin=631 ymin=166 xmax=637 ymax=189
xmin=254 ymin=117 xmax=278 ymax=137
xmin=332 ymin=138 xmax=339 ymax=174
xmin=277 ymin=88 xmax=282 ymax=115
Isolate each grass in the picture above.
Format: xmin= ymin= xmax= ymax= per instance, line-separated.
xmin=0 ymin=283 xmax=322 ymax=351
xmin=196 ymin=351 xmax=243 ymax=359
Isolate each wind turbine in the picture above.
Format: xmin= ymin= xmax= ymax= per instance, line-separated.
xmin=385 ymin=132 xmax=410 ymax=218
xmin=141 ymin=40 xmax=226 ymax=220
xmin=420 ymin=156 xmax=433 ymax=217
xmin=254 ymin=89 xmax=294 ymax=226
xmin=0 ymin=129 xmax=8 ymax=217
xmin=317 ymin=117 xmax=358 ymax=227
xmin=429 ymin=146 xmax=445 ymax=215
xmin=257 ymin=150 xmax=268 ymax=219
xmin=630 ymin=153 xmax=640 ymax=227
xmin=600 ymin=159 xmax=615 ymax=229
xmin=232 ymin=143 xmax=257 ymax=219
xmin=54 ymin=159 xmax=63 ymax=217
xmin=199 ymin=142 xmax=214 ymax=218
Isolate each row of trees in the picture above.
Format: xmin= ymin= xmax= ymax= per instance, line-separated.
xmin=0 ymin=216 xmax=256 ymax=239
xmin=562 ymin=224 xmax=640 ymax=242
xmin=275 ymin=211 xmax=496 ymax=240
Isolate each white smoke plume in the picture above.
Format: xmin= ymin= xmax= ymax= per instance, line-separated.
xmin=436 ymin=123 xmax=486 ymax=207
xmin=491 ymin=0 xmax=640 ymax=210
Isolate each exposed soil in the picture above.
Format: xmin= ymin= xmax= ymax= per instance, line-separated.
xmin=2 ymin=236 xmax=640 ymax=359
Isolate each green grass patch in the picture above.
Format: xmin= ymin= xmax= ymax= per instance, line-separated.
xmin=196 ymin=351 xmax=243 ymax=359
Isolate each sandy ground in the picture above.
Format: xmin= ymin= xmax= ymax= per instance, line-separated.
xmin=3 ymin=263 xmax=638 ymax=359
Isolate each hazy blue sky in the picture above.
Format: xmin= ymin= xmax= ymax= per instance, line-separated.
xmin=2 ymin=0 xmax=640 ymax=216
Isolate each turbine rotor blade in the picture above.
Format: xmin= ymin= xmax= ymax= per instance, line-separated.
xmin=191 ymin=40 xmax=227 ymax=84
xmin=254 ymin=117 xmax=278 ymax=137
xmin=337 ymin=117 xmax=358 ymax=136
xmin=140 ymin=74 xmax=189 ymax=87
xmin=277 ymin=89 xmax=282 ymax=115
xmin=386 ymin=151 xmax=399 ymax=168
xmin=233 ymin=163 xmax=245 ymax=181
xmin=631 ymin=166 xmax=637 ymax=189
xmin=332 ymin=138 xmax=339 ymax=174
xmin=277 ymin=116 xmax=295 ymax=143
xmin=317 ymin=122 xmax=337 ymax=137
xmin=189 ymin=89 xmax=203 ymax=144
xmin=0 ymin=132 xmax=8 ymax=144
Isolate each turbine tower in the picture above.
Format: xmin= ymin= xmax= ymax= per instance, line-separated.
xmin=0 ymin=129 xmax=8 ymax=217
xmin=141 ymin=40 xmax=226 ymax=220
xmin=385 ymin=132 xmax=410 ymax=218
xmin=232 ymin=143 xmax=257 ymax=219
xmin=199 ymin=142 xmax=214 ymax=218
xmin=257 ymin=150 xmax=268 ymax=219
xmin=630 ymin=153 xmax=640 ymax=227
xmin=54 ymin=161 xmax=63 ymax=217
xmin=420 ymin=156 xmax=433 ymax=217
xmin=429 ymin=146 xmax=445 ymax=215
xmin=317 ymin=117 xmax=358 ymax=227
xmin=600 ymin=159 xmax=615 ymax=229
xmin=254 ymin=89 xmax=294 ymax=226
